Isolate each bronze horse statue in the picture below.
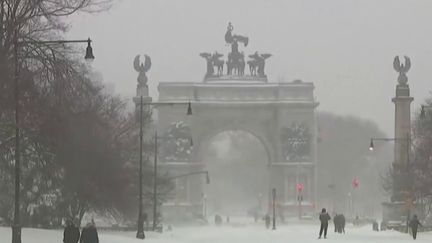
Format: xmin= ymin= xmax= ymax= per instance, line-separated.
xmin=200 ymin=52 xmax=225 ymax=77
xmin=248 ymin=52 xmax=271 ymax=77
xmin=211 ymin=52 xmax=224 ymax=76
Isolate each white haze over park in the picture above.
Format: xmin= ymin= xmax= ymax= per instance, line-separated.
xmin=67 ymin=0 xmax=432 ymax=136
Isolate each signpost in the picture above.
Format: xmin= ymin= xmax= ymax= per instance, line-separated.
xmin=352 ymin=178 xmax=359 ymax=217
xmin=272 ymin=188 xmax=276 ymax=230
xmin=297 ymin=183 xmax=304 ymax=219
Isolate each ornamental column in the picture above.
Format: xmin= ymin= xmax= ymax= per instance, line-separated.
xmin=391 ymin=55 xmax=413 ymax=202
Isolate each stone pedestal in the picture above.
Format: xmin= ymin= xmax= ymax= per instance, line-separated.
xmin=383 ymin=82 xmax=413 ymax=228
xmin=133 ymin=83 xmax=152 ymax=113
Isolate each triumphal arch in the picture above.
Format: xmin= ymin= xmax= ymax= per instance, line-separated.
xmin=134 ymin=23 xmax=319 ymax=219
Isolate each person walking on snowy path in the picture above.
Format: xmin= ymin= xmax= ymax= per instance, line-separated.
xmin=63 ymin=219 xmax=80 ymax=243
xmin=264 ymin=214 xmax=271 ymax=229
xmin=80 ymin=220 xmax=99 ymax=243
xmin=339 ymin=214 xmax=346 ymax=233
xmin=410 ymin=215 xmax=422 ymax=240
xmin=319 ymin=208 xmax=331 ymax=239
xmin=334 ymin=214 xmax=340 ymax=233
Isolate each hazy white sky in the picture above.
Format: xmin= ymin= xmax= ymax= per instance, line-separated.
xmin=67 ymin=0 xmax=432 ymax=135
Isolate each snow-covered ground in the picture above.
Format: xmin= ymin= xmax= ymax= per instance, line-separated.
xmin=1 ymin=221 xmax=431 ymax=243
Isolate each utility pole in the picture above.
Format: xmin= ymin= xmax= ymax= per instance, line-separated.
xmin=272 ymin=188 xmax=276 ymax=230
xmin=153 ymin=131 xmax=158 ymax=231
xmin=12 ymin=29 xmax=21 ymax=243
xmin=136 ymin=96 xmax=145 ymax=239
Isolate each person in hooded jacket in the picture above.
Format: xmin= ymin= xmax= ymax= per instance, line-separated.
xmin=410 ymin=215 xmax=422 ymax=240
xmin=63 ymin=219 xmax=80 ymax=243
xmin=319 ymin=208 xmax=331 ymax=239
xmin=80 ymin=220 xmax=99 ymax=243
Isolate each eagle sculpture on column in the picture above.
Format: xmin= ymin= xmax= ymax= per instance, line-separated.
xmin=393 ymin=56 xmax=411 ymax=85
xmin=134 ymin=54 xmax=152 ymax=85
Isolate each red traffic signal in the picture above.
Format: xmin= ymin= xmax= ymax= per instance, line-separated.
xmin=296 ymin=183 xmax=304 ymax=193
xmin=352 ymin=178 xmax=360 ymax=189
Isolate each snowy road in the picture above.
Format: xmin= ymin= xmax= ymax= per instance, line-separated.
xmin=1 ymin=222 xmax=431 ymax=243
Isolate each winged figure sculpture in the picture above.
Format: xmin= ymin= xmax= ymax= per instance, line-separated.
xmin=393 ymin=56 xmax=411 ymax=85
xmin=134 ymin=54 xmax=152 ymax=85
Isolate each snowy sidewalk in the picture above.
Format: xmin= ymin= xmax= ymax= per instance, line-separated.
xmin=152 ymin=224 xmax=431 ymax=243
xmin=1 ymin=223 xmax=431 ymax=243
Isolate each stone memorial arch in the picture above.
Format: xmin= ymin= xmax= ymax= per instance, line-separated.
xmin=155 ymin=79 xmax=319 ymax=218
xmin=134 ymin=23 xmax=319 ymax=219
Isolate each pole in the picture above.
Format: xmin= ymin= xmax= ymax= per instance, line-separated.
xmin=272 ymin=188 xmax=276 ymax=230
xmin=202 ymin=194 xmax=207 ymax=219
xmin=296 ymin=160 xmax=299 ymax=219
xmin=153 ymin=131 xmax=158 ymax=231
xmin=12 ymin=29 xmax=22 ymax=243
xmin=136 ymin=96 xmax=145 ymax=239
xmin=406 ymin=133 xmax=410 ymax=234
xmin=298 ymin=193 xmax=302 ymax=220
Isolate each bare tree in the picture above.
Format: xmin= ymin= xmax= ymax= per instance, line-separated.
xmin=411 ymin=98 xmax=432 ymax=221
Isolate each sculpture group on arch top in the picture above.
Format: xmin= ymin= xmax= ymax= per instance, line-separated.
xmin=200 ymin=22 xmax=272 ymax=79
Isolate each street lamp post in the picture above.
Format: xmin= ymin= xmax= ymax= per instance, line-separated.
xmin=203 ymin=194 xmax=207 ymax=218
xmin=347 ymin=192 xmax=353 ymax=218
xmin=12 ymin=31 xmax=21 ymax=243
xmin=12 ymin=36 xmax=94 ymax=243
xmin=153 ymin=130 xmax=158 ymax=231
xmin=369 ymin=136 xmax=411 ymax=233
xmin=272 ymin=188 xmax=276 ymax=230
xmin=136 ymin=101 xmax=191 ymax=233
xmin=136 ymin=96 xmax=145 ymax=239
xmin=134 ymin=100 xmax=192 ymax=236
xmin=297 ymin=183 xmax=304 ymax=220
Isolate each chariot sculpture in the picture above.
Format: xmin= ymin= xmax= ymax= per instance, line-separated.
xmin=200 ymin=22 xmax=271 ymax=79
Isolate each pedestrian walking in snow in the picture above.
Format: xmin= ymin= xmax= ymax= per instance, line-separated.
xmin=80 ymin=220 xmax=99 ymax=243
xmin=339 ymin=214 xmax=345 ymax=233
xmin=409 ymin=215 xmax=422 ymax=240
xmin=63 ymin=219 xmax=80 ymax=243
xmin=334 ymin=214 xmax=340 ymax=233
xmin=215 ymin=214 xmax=222 ymax=226
xmin=318 ymin=208 xmax=331 ymax=239
xmin=372 ymin=220 xmax=379 ymax=231
xmin=264 ymin=214 xmax=271 ymax=229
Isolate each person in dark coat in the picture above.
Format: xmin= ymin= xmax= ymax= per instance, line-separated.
xmin=319 ymin=208 xmax=331 ymax=239
xmin=339 ymin=214 xmax=346 ymax=233
xmin=214 ymin=214 xmax=222 ymax=226
xmin=334 ymin=214 xmax=340 ymax=233
xmin=80 ymin=221 xmax=99 ymax=243
xmin=410 ymin=215 xmax=422 ymax=240
xmin=63 ymin=219 xmax=80 ymax=243
xmin=264 ymin=214 xmax=271 ymax=229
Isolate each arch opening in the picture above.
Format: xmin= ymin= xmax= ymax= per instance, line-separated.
xmin=201 ymin=130 xmax=270 ymax=219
